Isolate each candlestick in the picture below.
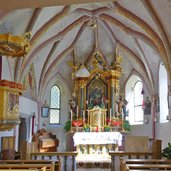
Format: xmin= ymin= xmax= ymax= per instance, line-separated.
xmin=83 ymin=110 xmax=85 ymax=122
xmin=71 ymin=110 xmax=73 ymax=121
xmin=110 ymin=108 xmax=112 ymax=120
xmin=77 ymin=106 xmax=79 ymax=119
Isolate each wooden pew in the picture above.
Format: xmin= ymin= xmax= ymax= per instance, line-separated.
xmin=0 ymin=160 xmax=59 ymax=171
xmin=31 ymin=151 xmax=77 ymax=171
xmin=109 ymin=151 xmax=153 ymax=171
xmin=0 ymin=164 xmax=53 ymax=171
xmin=126 ymin=164 xmax=171 ymax=171
xmin=121 ymin=159 xmax=171 ymax=171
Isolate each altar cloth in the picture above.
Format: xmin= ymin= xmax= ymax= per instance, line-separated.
xmin=73 ymin=132 xmax=122 ymax=146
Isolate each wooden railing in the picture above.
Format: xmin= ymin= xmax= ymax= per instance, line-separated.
xmin=109 ymin=151 xmax=153 ymax=171
xmin=31 ymin=151 xmax=78 ymax=171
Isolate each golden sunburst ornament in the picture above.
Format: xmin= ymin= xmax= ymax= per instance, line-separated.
xmin=0 ymin=32 xmax=31 ymax=57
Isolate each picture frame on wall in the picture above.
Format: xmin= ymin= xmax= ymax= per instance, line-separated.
xmin=41 ymin=107 xmax=49 ymax=117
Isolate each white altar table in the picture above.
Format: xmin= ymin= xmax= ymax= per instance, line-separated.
xmin=73 ymin=132 xmax=122 ymax=146
xmin=73 ymin=132 xmax=122 ymax=155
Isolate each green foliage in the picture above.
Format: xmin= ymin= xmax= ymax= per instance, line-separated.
xmin=123 ymin=120 xmax=130 ymax=132
xmin=83 ymin=124 xmax=91 ymax=132
xmin=104 ymin=125 xmax=110 ymax=132
xmin=64 ymin=120 xmax=71 ymax=132
xmin=162 ymin=142 xmax=171 ymax=159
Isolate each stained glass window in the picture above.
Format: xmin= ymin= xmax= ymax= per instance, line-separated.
xmin=50 ymin=85 xmax=61 ymax=124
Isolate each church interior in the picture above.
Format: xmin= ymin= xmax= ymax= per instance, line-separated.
xmin=0 ymin=0 xmax=171 ymax=170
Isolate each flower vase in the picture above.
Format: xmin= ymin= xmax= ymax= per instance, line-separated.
xmin=84 ymin=127 xmax=90 ymax=132
xmin=114 ymin=126 xmax=119 ymax=131
xmin=76 ymin=126 xmax=79 ymax=132
xmin=104 ymin=127 xmax=110 ymax=132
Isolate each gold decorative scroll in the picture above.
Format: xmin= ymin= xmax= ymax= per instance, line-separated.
xmin=0 ymin=32 xmax=31 ymax=57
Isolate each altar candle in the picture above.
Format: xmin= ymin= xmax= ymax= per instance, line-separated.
xmin=96 ymin=126 xmax=98 ymax=132
xmin=77 ymin=106 xmax=79 ymax=119
xmin=70 ymin=110 xmax=73 ymax=121
xmin=110 ymin=108 xmax=112 ymax=120
xmin=83 ymin=110 xmax=85 ymax=122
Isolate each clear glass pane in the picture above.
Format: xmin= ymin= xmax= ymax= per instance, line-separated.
xmin=134 ymin=106 xmax=143 ymax=122
xmin=134 ymin=82 xmax=143 ymax=106
xmin=50 ymin=86 xmax=60 ymax=108
xmin=50 ymin=109 xmax=59 ymax=124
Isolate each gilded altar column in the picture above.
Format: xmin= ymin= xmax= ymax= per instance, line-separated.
xmin=77 ymin=78 xmax=88 ymax=119
xmin=74 ymin=64 xmax=90 ymax=119
xmin=108 ymin=70 xmax=122 ymax=117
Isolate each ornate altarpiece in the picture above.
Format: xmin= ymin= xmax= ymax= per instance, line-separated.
xmin=71 ymin=52 xmax=123 ymax=129
xmin=69 ymin=52 xmax=124 ymax=155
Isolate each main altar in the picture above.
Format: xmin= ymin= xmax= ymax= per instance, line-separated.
xmin=73 ymin=132 xmax=122 ymax=155
xmin=67 ymin=49 xmax=129 ymax=156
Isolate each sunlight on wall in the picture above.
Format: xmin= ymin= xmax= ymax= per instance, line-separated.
xmin=159 ymin=63 xmax=168 ymax=123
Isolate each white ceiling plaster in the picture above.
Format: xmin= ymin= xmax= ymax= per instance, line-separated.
xmin=1 ymin=0 xmax=170 ymax=100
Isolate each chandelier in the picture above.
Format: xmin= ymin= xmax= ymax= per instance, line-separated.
xmin=0 ymin=32 xmax=31 ymax=57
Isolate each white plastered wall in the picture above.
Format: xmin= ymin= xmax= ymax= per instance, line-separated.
xmin=42 ymin=75 xmax=71 ymax=152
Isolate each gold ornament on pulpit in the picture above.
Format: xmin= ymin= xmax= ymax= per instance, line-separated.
xmin=0 ymin=32 xmax=31 ymax=57
xmin=0 ymin=80 xmax=23 ymax=131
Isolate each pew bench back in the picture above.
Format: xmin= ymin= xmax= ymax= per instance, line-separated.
xmin=0 ymin=160 xmax=60 ymax=171
xmin=121 ymin=158 xmax=171 ymax=171
xmin=126 ymin=164 xmax=171 ymax=171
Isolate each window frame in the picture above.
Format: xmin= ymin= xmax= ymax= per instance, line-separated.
xmin=49 ymin=85 xmax=61 ymax=125
xmin=125 ymin=75 xmax=144 ymax=125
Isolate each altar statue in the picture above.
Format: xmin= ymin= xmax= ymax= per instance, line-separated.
xmin=69 ymin=99 xmax=77 ymax=118
xmin=117 ymin=95 xmax=128 ymax=119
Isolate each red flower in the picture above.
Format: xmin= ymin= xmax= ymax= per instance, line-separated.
xmin=72 ymin=119 xmax=83 ymax=127
xmin=111 ymin=120 xmax=122 ymax=126
xmin=106 ymin=117 xmax=111 ymax=123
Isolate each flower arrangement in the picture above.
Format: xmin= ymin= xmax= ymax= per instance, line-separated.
xmin=123 ymin=120 xmax=130 ymax=131
xmin=111 ymin=117 xmax=122 ymax=127
xmin=72 ymin=117 xmax=83 ymax=127
xmin=64 ymin=120 xmax=71 ymax=132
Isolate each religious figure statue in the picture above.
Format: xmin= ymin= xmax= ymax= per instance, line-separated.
xmin=69 ymin=99 xmax=77 ymax=118
xmin=117 ymin=95 xmax=128 ymax=119
xmin=144 ymin=96 xmax=151 ymax=115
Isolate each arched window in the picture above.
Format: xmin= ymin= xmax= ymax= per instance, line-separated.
xmin=125 ymin=75 xmax=144 ymax=125
xmin=159 ymin=63 xmax=168 ymax=123
xmin=50 ymin=85 xmax=61 ymax=124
